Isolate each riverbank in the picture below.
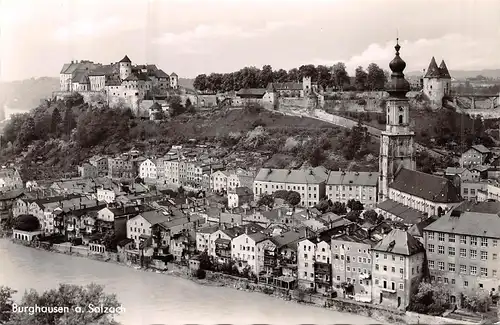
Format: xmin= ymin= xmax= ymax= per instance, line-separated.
xmin=6 ymin=238 xmax=478 ymax=325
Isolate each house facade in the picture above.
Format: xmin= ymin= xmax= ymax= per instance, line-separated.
xmin=326 ymin=171 xmax=379 ymax=208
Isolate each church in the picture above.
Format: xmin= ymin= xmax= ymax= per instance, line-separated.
xmin=377 ymin=40 xmax=462 ymax=219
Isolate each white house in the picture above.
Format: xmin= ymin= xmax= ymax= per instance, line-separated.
xmin=139 ymin=159 xmax=157 ymax=180
xmin=126 ymin=210 xmax=169 ymax=249
xmin=96 ymin=188 xmax=116 ymax=204
xmin=231 ymin=231 xmax=272 ymax=275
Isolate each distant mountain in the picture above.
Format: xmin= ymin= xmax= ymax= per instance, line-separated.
xmin=406 ymin=69 xmax=500 ymax=80
xmin=178 ymin=78 xmax=194 ymax=90
xmin=0 ymin=77 xmax=59 ymax=112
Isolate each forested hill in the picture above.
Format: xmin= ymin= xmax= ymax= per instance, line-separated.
xmin=0 ymin=77 xmax=60 ymax=111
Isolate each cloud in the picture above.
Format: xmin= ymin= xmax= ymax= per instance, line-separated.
xmin=313 ymin=33 xmax=500 ymax=74
xmin=153 ymin=21 xmax=302 ymax=54
xmin=53 ymin=16 xmax=121 ymax=41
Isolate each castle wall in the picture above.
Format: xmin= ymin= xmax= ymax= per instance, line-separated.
xmin=53 ymin=91 xmax=107 ymax=104
xmin=423 ymin=78 xmax=445 ymax=107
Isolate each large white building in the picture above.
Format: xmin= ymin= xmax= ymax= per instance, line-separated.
xmin=253 ymin=167 xmax=329 ymax=207
xmin=58 ymin=55 xmax=179 ymax=112
xmin=326 ymin=171 xmax=379 ymax=208
xmin=139 ymin=159 xmax=157 ymax=180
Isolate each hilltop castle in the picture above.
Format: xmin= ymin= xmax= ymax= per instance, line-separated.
xmin=422 ymin=57 xmax=452 ymax=107
xmin=58 ymin=55 xmax=178 ymax=111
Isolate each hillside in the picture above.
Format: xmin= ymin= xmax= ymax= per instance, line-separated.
xmin=0 ymin=77 xmax=60 ymax=111
xmin=0 ymin=98 xmax=379 ymax=180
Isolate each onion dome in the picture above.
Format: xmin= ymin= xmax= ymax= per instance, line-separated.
xmin=386 ymin=38 xmax=410 ymax=96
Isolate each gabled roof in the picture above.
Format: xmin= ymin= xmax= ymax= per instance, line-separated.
xmin=138 ymin=210 xmax=170 ymax=226
xmin=234 ymin=186 xmax=253 ymax=196
xmin=155 ymin=69 xmax=169 ymax=79
xmin=170 ymin=72 xmax=178 ymax=77
xmin=247 ymin=231 xmax=269 ymax=243
xmin=372 ymin=229 xmax=424 ymax=256
xmin=326 ymin=171 xmax=379 ymax=186
xmin=236 ymin=88 xmax=267 ymax=97
xmin=119 ymin=55 xmax=131 ymax=63
xmin=271 ymin=228 xmax=307 ymax=248
xmin=390 ymin=168 xmax=462 ymax=203
xmin=254 ymin=166 xmax=329 ymax=184
xmin=72 ymin=71 xmax=90 ymax=84
xmin=445 ymin=167 xmax=468 ymax=175
xmin=108 ymin=205 xmax=153 ymax=217
xmin=470 ymin=144 xmax=490 ymax=154
xmin=376 ymin=199 xmax=425 ymax=225
xmin=424 ymin=57 xmax=441 ymax=78
xmin=408 ymin=216 xmax=438 ymax=238
xmin=438 ymin=60 xmax=451 ymax=79
xmin=270 ymin=82 xmax=302 ymax=90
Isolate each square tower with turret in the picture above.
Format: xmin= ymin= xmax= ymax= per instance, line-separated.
xmin=378 ymin=39 xmax=416 ymax=202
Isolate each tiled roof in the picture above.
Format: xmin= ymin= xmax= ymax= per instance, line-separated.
xmin=390 ymin=168 xmax=462 ymax=203
xmin=408 ymin=216 xmax=438 ymax=238
xmin=270 ymin=82 xmax=302 ymax=91
xmin=471 ymin=144 xmax=490 ymax=154
xmin=330 ymin=226 xmax=380 ymax=246
xmin=445 ymin=167 xmax=468 ymax=175
xmin=453 ymin=200 xmax=500 ymax=214
xmin=124 ymin=74 xmax=139 ymax=81
xmin=0 ymin=189 xmax=24 ymax=201
xmin=108 ymin=205 xmax=153 ymax=217
xmin=254 ymin=166 xmax=329 ymax=184
xmin=197 ymin=225 xmax=219 ymax=234
xmin=72 ymin=71 xmax=90 ymax=84
xmin=326 ymin=171 xmax=379 ymax=186
xmin=424 ymin=57 xmax=441 ymax=78
xmin=60 ymin=63 xmax=71 ymax=74
xmin=170 ymin=72 xmax=178 ymax=77
xmin=376 ymin=199 xmax=425 ymax=225
xmin=438 ymin=60 xmax=451 ymax=79
xmin=236 ymin=88 xmax=267 ymax=97
xmin=119 ymin=55 xmax=131 ymax=63
xmin=155 ymin=69 xmax=169 ymax=78
xmin=271 ymin=228 xmax=307 ymax=248
xmin=139 ymin=210 xmax=171 ymax=226
xmin=247 ymin=231 xmax=269 ymax=243
xmin=234 ymin=186 xmax=253 ymax=196
xmin=424 ymin=208 xmax=500 ymax=238
xmin=372 ymin=229 xmax=424 ymax=256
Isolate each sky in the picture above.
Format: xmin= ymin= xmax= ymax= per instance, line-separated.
xmin=1 ymin=0 xmax=500 ymax=81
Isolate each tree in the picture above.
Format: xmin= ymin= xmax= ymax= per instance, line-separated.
xmin=298 ymin=64 xmax=317 ymax=81
xmin=309 ymin=146 xmax=325 ymax=167
xmin=62 ymin=107 xmax=77 ymax=135
xmin=286 ymin=191 xmax=301 ymax=207
xmin=287 ymin=68 xmax=300 ymax=82
xmin=177 ymin=186 xmax=185 ymax=195
xmin=272 ymin=190 xmax=290 ymax=200
xmin=347 ymin=199 xmax=364 ymax=211
xmin=16 ymin=116 xmax=36 ymax=147
xmin=168 ymin=95 xmax=185 ymax=117
xmin=354 ymin=66 xmax=368 ymax=91
xmin=0 ymin=286 xmax=16 ymax=324
xmin=409 ymin=282 xmax=451 ymax=315
xmin=50 ymin=107 xmax=62 ymax=135
xmin=363 ymin=209 xmax=378 ymax=223
xmin=198 ymin=251 xmax=213 ymax=270
xmin=316 ymin=65 xmax=333 ymax=90
xmin=193 ymin=74 xmax=208 ymax=91
xmin=4 ymin=283 xmax=122 ymax=325
xmin=257 ymin=194 xmax=275 ymax=209
xmin=464 ymin=289 xmax=492 ymax=313
xmin=332 ymin=62 xmax=350 ymax=91
xmin=330 ymin=201 xmax=347 ymax=214
xmin=366 ymin=63 xmax=386 ymax=91
xmin=315 ymin=199 xmax=331 ymax=213
xmin=345 ymin=210 xmax=362 ymax=221
xmin=273 ymin=69 xmax=288 ymax=82
xmin=185 ymin=98 xmax=195 ymax=114
xmin=3 ymin=113 xmax=30 ymax=144
xmin=259 ymin=65 xmax=274 ymax=87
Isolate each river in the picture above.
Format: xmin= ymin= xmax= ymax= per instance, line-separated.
xmin=0 ymin=239 xmax=377 ymax=325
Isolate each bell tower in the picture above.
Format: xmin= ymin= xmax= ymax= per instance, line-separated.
xmin=379 ymin=39 xmax=416 ymax=201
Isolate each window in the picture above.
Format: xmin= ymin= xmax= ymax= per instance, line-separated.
xmin=428 ymin=260 xmax=435 ymax=269
xmin=391 ymin=267 xmax=395 ymax=273
xmin=428 ymin=232 xmax=434 ymax=240
xmin=481 ymin=251 xmax=488 ymax=260
xmin=448 ymin=247 xmax=455 ymax=256
xmin=438 ymin=233 xmax=445 ymax=242
xmin=448 ymin=263 xmax=455 ymax=272
xmin=438 ymin=261 xmax=445 ymax=271
xmin=460 ymin=235 xmax=467 ymax=244
xmin=471 ymin=237 xmax=478 ymax=246
xmin=449 ymin=234 xmax=455 ymax=243
xmin=460 ymin=265 xmax=467 ymax=274
xmin=481 ymin=238 xmax=488 ymax=247
xmin=438 ymin=246 xmax=445 ymax=254
xmin=400 ymin=268 xmax=403 ymax=274
xmin=375 ymin=264 xmax=379 ymax=270
xmin=460 ymin=248 xmax=467 ymax=258
xmin=493 ymin=240 xmax=498 ymax=247
xmin=470 ymin=250 xmax=477 ymax=259
xmin=481 ymin=267 xmax=488 ymax=277
xmin=428 ymin=244 xmax=435 ymax=253
xmin=470 ymin=266 xmax=477 ymax=275
xmin=494 ymin=254 xmax=498 ymax=260
xmin=383 ymin=265 xmax=387 ymax=271
xmin=399 ymin=283 xmax=404 ymax=290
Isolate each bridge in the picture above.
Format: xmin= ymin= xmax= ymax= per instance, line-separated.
xmin=451 ymin=92 xmax=500 ymax=110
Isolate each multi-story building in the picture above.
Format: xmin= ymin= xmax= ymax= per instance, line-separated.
xmin=209 ymin=226 xmax=244 ymax=263
xmin=297 ymin=235 xmax=332 ymax=292
xmin=58 ymin=56 xmax=178 ymax=111
xmin=231 ymin=230 xmax=275 ymax=275
xmin=371 ymin=229 xmax=425 ymax=310
xmin=88 ymin=156 xmax=108 ymax=175
xmin=331 ymin=225 xmax=379 ymax=301
xmin=326 ymin=171 xmax=379 ymax=208
xmin=253 ymin=167 xmax=329 ymax=207
xmin=108 ymin=156 xmax=134 ymax=179
xmin=196 ymin=225 xmax=219 ymax=253
xmin=228 ymin=187 xmax=254 ymax=208
xmin=126 ymin=210 xmax=169 ymax=249
xmin=460 ymin=145 xmax=492 ymax=168
xmin=424 ymin=201 xmax=500 ymax=304
xmin=164 ymin=158 xmax=180 ymax=185
xmin=0 ymin=168 xmax=23 ymax=193
xmin=139 ymin=159 xmax=157 ymax=180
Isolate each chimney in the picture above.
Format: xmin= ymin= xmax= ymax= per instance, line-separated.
xmin=278 ymin=209 xmax=282 ymax=218
xmin=245 ymin=227 xmax=248 ymax=235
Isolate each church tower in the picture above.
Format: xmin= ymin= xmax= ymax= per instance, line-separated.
xmin=379 ymin=39 xmax=416 ymax=201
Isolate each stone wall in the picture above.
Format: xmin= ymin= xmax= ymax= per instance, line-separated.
xmin=405 ymin=311 xmax=476 ymax=325
xmin=53 ymin=91 xmax=106 ymax=104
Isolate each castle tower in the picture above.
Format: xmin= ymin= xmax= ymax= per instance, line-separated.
xmin=119 ymin=55 xmax=132 ymax=81
xmin=302 ymin=76 xmax=312 ymax=92
xmin=379 ymin=39 xmax=416 ymax=201
xmin=423 ymin=57 xmax=452 ymax=107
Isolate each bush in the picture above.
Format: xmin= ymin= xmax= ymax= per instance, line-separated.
xmin=196 ymin=268 xmax=206 ymax=279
